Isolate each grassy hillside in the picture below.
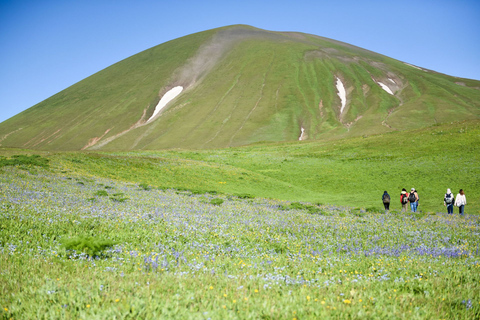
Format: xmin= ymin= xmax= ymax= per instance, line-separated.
xmin=1 ymin=25 xmax=479 ymax=151
xmin=3 ymin=119 xmax=478 ymax=213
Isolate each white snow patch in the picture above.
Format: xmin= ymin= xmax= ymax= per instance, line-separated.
xmin=147 ymin=86 xmax=183 ymax=123
xmin=377 ymin=82 xmax=394 ymax=95
xmin=388 ymin=78 xmax=396 ymax=84
xmin=336 ymin=77 xmax=346 ymax=114
xmin=298 ymin=127 xmax=306 ymax=141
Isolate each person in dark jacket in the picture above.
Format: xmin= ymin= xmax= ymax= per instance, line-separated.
xmin=382 ymin=191 xmax=390 ymax=213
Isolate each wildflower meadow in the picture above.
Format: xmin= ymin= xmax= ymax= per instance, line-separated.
xmin=1 ymin=160 xmax=479 ymax=319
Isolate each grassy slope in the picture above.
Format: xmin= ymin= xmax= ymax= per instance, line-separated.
xmin=5 ymin=119 xmax=476 ymax=214
xmin=0 ymin=28 xmax=216 ymax=150
xmin=1 ymin=25 xmax=479 ymax=151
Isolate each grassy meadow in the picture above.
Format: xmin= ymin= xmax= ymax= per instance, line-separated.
xmin=45 ymin=119 xmax=480 ymax=214
xmin=1 ymin=120 xmax=480 ymax=319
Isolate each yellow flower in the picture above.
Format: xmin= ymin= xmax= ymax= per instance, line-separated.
xmin=254 ymin=289 xmax=259 ymax=293
xmin=209 ymin=286 xmax=213 ymax=290
xmin=115 ymin=299 xmax=120 ymax=302
xmin=86 ymin=305 xmax=90 ymax=308
xmin=4 ymin=308 xmax=7 ymax=311
xmin=321 ymin=301 xmax=326 ymax=305
xmin=343 ymin=299 xmax=351 ymax=304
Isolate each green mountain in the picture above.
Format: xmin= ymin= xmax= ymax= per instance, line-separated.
xmin=1 ymin=25 xmax=479 ymax=151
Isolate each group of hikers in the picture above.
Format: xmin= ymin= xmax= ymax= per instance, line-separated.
xmin=381 ymin=188 xmax=467 ymax=215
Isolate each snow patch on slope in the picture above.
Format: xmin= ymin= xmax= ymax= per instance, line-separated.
xmin=377 ymin=82 xmax=394 ymax=95
xmin=298 ymin=127 xmax=306 ymax=141
xmin=147 ymin=86 xmax=183 ymax=123
xmin=336 ymin=77 xmax=346 ymax=114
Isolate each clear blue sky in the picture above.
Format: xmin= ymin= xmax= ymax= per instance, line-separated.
xmin=1 ymin=0 xmax=479 ymax=123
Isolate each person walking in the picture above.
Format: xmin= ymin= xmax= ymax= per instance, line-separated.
xmin=455 ymin=189 xmax=467 ymax=215
xmin=400 ymin=188 xmax=409 ymax=212
xmin=444 ymin=188 xmax=455 ymax=214
xmin=408 ymin=188 xmax=419 ymax=212
xmin=382 ymin=191 xmax=390 ymax=213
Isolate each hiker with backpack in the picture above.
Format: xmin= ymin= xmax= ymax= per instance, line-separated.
xmin=400 ymin=188 xmax=409 ymax=212
xmin=455 ymin=189 xmax=467 ymax=215
xmin=382 ymin=191 xmax=390 ymax=213
xmin=408 ymin=188 xmax=419 ymax=212
xmin=444 ymin=188 xmax=455 ymax=214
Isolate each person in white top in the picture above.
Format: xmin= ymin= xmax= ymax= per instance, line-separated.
xmin=455 ymin=189 xmax=467 ymax=215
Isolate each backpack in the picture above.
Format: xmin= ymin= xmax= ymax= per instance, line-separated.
xmin=445 ymin=193 xmax=453 ymax=204
xmin=408 ymin=192 xmax=416 ymax=202
xmin=383 ymin=193 xmax=390 ymax=204
xmin=401 ymin=194 xmax=408 ymax=204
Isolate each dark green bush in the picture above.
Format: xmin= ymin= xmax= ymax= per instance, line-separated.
xmin=289 ymin=202 xmax=306 ymax=210
xmin=236 ymin=193 xmax=254 ymax=199
xmin=110 ymin=193 xmax=128 ymax=202
xmin=210 ymin=198 xmax=224 ymax=206
xmin=0 ymin=154 xmax=49 ymax=168
xmin=94 ymin=190 xmax=108 ymax=196
xmin=61 ymin=236 xmax=115 ymax=258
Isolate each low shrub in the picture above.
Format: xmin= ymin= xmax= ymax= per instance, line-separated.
xmin=94 ymin=190 xmax=108 ymax=196
xmin=0 ymin=154 xmax=49 ymax=168
xmin=210 ymin=198 xmax=224 ymax=206
xmin=61 ymin=236 xmax=115 ymax=258
xmin=110 ymin=193 xmax=128 ymax=202
xmin=236 ymin=193 xmax=255 ymax=199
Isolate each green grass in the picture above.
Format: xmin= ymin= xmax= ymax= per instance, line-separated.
xmin=1 ymin=161 xmax=479 ymax=319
